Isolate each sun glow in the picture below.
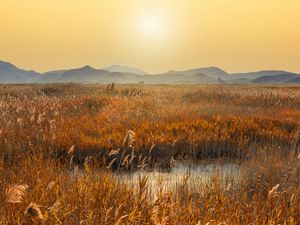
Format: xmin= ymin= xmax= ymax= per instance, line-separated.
xmin=140 ymin=16 xmax=161 ymax=35
xmin=138 ymin=14 xmax=167 ymax=40
xmin=1 ymin=1 xmax=300 ymax=73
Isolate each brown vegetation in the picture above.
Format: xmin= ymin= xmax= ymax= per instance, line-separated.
xmin=0 ymin=84 xmax=299 ymax=224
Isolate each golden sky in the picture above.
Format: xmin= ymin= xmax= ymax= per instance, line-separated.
xmin=1 ymin=0 xmax=300 ymax=73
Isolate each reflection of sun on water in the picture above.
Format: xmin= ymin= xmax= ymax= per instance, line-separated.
xmin=116 ymin=161 xmax=240 ymax=198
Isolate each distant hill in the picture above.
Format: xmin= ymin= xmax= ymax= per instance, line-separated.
xmin=40 ymin=70 xmax=69 ymax=83
xmin=252 ymin=73 xmax=300 ymax=84
xmin=177 ymin=73 xmax=222 ymax=84
xmin=59 ymin=66 xmax=107 ymax=82
xmin=225 ymin=78 xmax=252 ymax=84
xmin=232 ymin=70 xmax=294 ymax=79
xmin=140 ymin=72 xmax=218 ymax=84
xmin=102 ymin=65 xmax=147 ymax=75
xmin=163 ymin=67 xmax=229 ymax=79
xmin=288 ymin=76 xmax=300 ymax=83
xmin=0 ymin=60 xmax=39 ymax=83
xmin=0 ymin=60 xmax=299 ymax=84
xmin=40 ymin=65 xmax=143 ymax=83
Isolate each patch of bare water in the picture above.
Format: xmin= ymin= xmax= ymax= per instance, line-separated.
xmin=115 ymin=160 xmax=239 ymax=195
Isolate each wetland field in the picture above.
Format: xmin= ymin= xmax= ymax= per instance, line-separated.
xmin=0 ymin=84 xmax=300 ymax=224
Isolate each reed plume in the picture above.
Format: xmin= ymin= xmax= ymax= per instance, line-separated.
xmin=108 ymin=149 xmax=120 ymax=157
xmin=5 ymin=184 xmax=28 ymax=204
xmin=48 ymin=201 xmax=61 ymax=213
xmin=46 ymin=181 xmax=56 ymax=191
xmin=68 ymin=145 xmax=76 ymax=155
xmin=268 ymin=184 xmax=280 ymax=198
xmin=123 ymin=130 xmax=135 ymax=148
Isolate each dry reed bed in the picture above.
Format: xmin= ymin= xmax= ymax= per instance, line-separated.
xmin=0 ymin=84 xmax=300 ymax=224
xmin=0 ymin=84 xmax=299 ymax=168
xmin=0 ymin=151 xmax=299 ymax=224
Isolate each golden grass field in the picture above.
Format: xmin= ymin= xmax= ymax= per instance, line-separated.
xmin=0 ymin=84 xmax=300 ymax=224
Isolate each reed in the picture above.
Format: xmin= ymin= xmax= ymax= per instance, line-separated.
xmin=0 ymin=150 xmax=299 ymax=224
xmin=0 ymin=84 xmax=299 ymax=224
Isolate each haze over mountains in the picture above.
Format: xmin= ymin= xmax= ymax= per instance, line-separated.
xmin=0 ymin=60 xmax=299 ymax=84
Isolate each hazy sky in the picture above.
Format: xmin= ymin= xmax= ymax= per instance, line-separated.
xmin=1 ymin=0 xmax=300 ymax=73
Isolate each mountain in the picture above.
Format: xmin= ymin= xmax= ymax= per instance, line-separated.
xmin=175 ymin=73 xmax=222 ymax=84
xmin=139 ymin=72 xmax=218 ymax=84
xmin=36 ymin=65 xmax=228 ymax=84
xmin=59 ymin=65 xmax=106 ymax=82
xmin=252 ymin=73 xmax=300 ymax=84
xmin=287 ymin=76 xmax=300 ymax=83
xmin=232 ymin=70 xmax=294 ymax=80
xmin=0 ymin=60 xmax=39 ymax=83
xmin=40 ymin=70 xmax=68 ymax=83
xmin=225 ymin=78 xmax=252 ymax=84
xmin=163 ymin=67 xmax=229 ymax=79
xmin=102 ymin=65 xmax=147 ymax=75
xmin=185 ymin=67 xmax=228 ymax=78
xmin=0 ymin=60 xmax=300 ymax=84
xmin=39 ymin=65 xmax=143 ymax=83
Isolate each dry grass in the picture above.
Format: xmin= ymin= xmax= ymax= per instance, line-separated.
xmin=0 ymin=84 xmax=299 ymax=224
xmin=0 ymin=84 xmax=299 ymax=166
xmin=0 ymin=151 xmax=299 ymax=224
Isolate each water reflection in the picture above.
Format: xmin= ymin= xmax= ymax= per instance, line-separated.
xmin=115 ymin=160 xmax=240 ymax=194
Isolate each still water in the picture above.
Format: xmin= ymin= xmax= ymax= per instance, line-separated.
xmin=114 ymin=160 xmax=240 ymax=194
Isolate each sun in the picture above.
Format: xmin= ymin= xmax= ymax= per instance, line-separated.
xmin=130 ymin=10 xmax=177 ymax=50
xmin=141 ymin=16 xmax=160 ymax=34
xmin=139 ymin=15 xmax=165 ymax=38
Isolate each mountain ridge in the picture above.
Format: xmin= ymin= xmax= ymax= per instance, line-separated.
xmin=0 ymin=60 xmax=40 ymax=83
xmin=0 ymin=60 xmax=299 ymax=84
xmin=102 ymin=65 xmax=147 ymax=75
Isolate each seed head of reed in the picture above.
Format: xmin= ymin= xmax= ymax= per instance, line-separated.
xmin=226 ymin=182 xmax=232 ymax=192
xmin=46 ymin=181 xmax=56 ymax=191
xmin=108 ymin=149 xmax=120 ymax=157
xmin=5 ymin=184 xmax=28 ymax=204
xmin=123 ymin=130 xmax=135 ymax=148
xmin=268 ymin=184 xmax=280 ymax=198
xmin=25 ymin=202 xmax=44 ymax=220
xmin=48 ymin=201 xmax=61 ymax=213
xmin=68 ymin=145 xmax=76 ymax=155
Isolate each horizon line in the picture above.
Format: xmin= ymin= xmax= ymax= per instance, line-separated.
xmin=1 ymin=59 xmax=299 ymax=75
